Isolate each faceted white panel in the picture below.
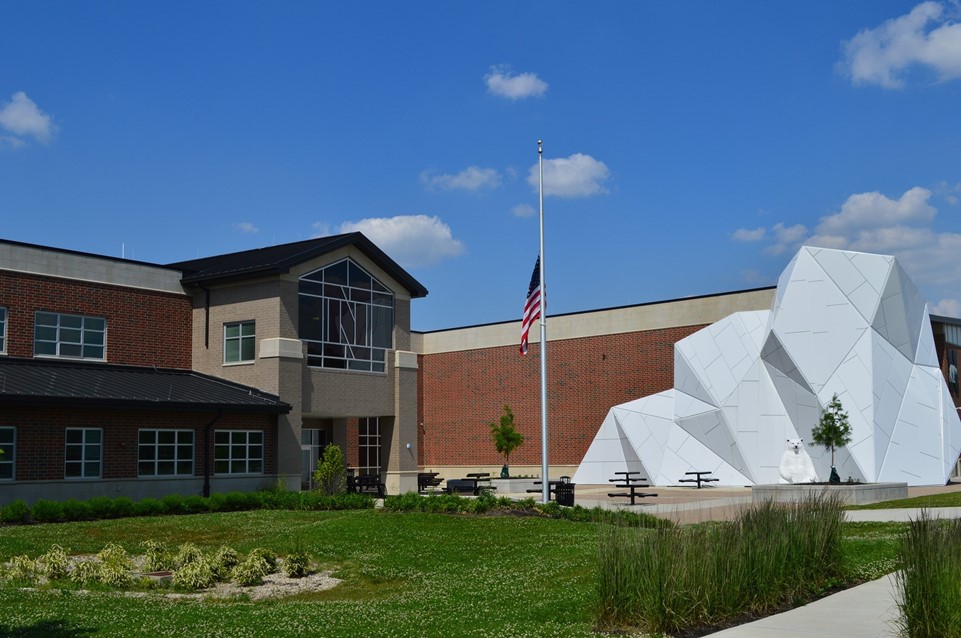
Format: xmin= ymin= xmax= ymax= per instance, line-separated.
xmin=574 ymin=247 xmax=961 ymax=487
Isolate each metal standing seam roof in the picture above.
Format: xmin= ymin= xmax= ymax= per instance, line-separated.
xmin=167 ymin=232 xmax=429 ymax=298
xmin=0 ymin=357 xmax=290 ymax=414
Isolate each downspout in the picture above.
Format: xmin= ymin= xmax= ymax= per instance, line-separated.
xmin=199 ymin=284 xmax=211 ymax=349
xmin=203 ymin=409 xmax=223 ymax=497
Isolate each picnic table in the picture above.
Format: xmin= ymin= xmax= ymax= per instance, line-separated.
xmin=446 ymin=473 xmax=497 ymax=496
xmin=418 ymin=472 xmax=443 ymax=494
xmin=526 ymin=476 xmax=575 ymax=505
xmin=346 ymin=469 xmax=386 ymax=498
xmin=608 ymin=471 xmax=656 ymax=505
xmin=678 ymin=470 xmax=718 ymax=489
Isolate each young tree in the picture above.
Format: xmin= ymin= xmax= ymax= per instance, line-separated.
xmin=312 ymin=443 xmax=347 ymax=495
xmin=811 ymin=393 xmax=853 ymax=483
xmin=489 ymin=405 xmax=525 ymax=478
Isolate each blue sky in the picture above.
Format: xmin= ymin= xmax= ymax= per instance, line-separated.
xmin=2 ymin=2 xmax=960 ymax=331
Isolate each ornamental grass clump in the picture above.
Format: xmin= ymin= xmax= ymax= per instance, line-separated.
xmin=597 ymin=495 xmax=846 ymax=635
xmin=211 ymin=545 xmax=240 ymax=580
xmin=173 ymin=555 xmax=216 ymax=590
xmin=231 ymin=554 xmax=271 ymax=587
xmin=894 ymin=513 xmax=961 ymax=638
xmin=282 ymin=550 xmax=312 ymax=578
xmin=174 ymin=543 xmax=204 ymax=568
xmin=4 ymin=555 xmax=37 ymax=584
xmin=96 ymin=543 xmax=134 ymax=588
xmin=141 ymin=540 xmax=173 ymax=573
xmin=36 ymin=545 xmax=71 ymax=581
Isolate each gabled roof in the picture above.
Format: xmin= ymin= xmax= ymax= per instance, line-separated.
xmin=0 ymin=357 xmax=290 ymax=414
xmin=167 ymin=232 xmax=428 ymax=297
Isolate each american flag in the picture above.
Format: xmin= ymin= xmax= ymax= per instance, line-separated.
xmin=520 ymin=257 xmax=541 ymax=355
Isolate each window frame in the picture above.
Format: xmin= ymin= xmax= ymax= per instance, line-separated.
xmin=298 ymin=259 xmax=394 ymax=373
xmin=138 ymin=429 xmax=195 ymax=477
xmin=357 ymin=417 xmax=381 ymax=476
xmin=0 ymin=427 xmax=15 ymax=480
xmin=214 ymin=430 xmax=264 ymax=475
xmin=223 ymin=320 xmax=256 ymax=365
xmin=34 ymin=311 xmax=107 ymax=361
xmin=64 ymin=427 xmax=102 ymax=479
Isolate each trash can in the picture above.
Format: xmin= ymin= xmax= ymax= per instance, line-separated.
xmin=555 ymin=482 xmax=575 ymax=506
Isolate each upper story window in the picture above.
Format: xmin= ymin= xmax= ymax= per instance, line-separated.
xmin=0 ymin=307 xmax=6 ymax=354
xmin=298 ymin=259 xmax=394 ymax=373
xmin=224 ymin=321 xmax=256 ymax=364
xmin=35 ymin=312 xmax=106 ymax=360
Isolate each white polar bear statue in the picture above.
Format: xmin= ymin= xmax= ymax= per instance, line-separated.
xmin=778 ymin=438 xmax=818 ymax=484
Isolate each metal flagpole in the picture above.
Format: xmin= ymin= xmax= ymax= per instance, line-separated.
xmin=538 ymin=140 xmax=550 ymax=504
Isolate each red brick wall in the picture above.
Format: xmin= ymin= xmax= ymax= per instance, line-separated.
xmin=0 ymin=271 xmax=191 ymax=368
xmin=418 ymin=325 xmax=705 ymax=467
xmin=0 ymin=406 xmax=275 ymax=480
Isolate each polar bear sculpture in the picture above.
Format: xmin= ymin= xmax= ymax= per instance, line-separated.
xmin=778 ymin=439 xmax=818 ymax=484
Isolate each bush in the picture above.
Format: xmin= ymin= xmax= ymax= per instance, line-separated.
xmin=161 ymin=494 xmax=186 ymax=514
xmin=173 ymin=556 xmax=216 ymax=590
xmin=4 ymin=555 xmax=36 ymax=583
xmin=110 ymin=496 xmax=136 ymax=519
xmin=36 ymin=545 xmax=71 ymax=580
xmin=231 ymin=554 xmax=270 ymax=586
xmin=141 ymin=540 xmax=173 ymax=572
xmin=86 ymin=496 xmax=118 ymax=519
xmin=211 ymin=545 xmax=240 ymax=579
xmin=248 ymin=547 xmax=277 ymax=571
xmin=96 ymin=543 xmax=133 ymax=588
xmin=174 ymin=543 xmax=204 ymax=568
xmin=133 ymin=497 xmax=165 ymax=517
xmin=0 ymin=499 xmax=30 ymax=524
xmin=30 ymin=499 xmax=64 ymax=523
xmin=181 ymin=495 xmax=208 ymax=514
xmin=69 ymin=560 xmax=99 ymax=586
xmin=282 ymin=550 xmax=312 ymax=578
xmin=61 ymin=499 xmax=93 ymax=521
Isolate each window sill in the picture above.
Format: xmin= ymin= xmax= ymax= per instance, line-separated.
xmin=222 ymin=360 xmax=256 ymax=367
xmin=34 ymin=355 xmax=107 ymax=363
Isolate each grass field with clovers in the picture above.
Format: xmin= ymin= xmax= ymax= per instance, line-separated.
xmin=0 ymin=508 xmax=905 ymax=638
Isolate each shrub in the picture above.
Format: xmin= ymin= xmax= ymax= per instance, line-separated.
xmin=313 ymin=443 xmax=347 ymax=495
xmin=0 ymin=499 xmax=30 ymax=524
xmin=36 ymin=545 xmax=71 ymax=580
xmin=211 ymin=545 xmax=240 ymax=579
xmin=181 ymin=495 xmax=208 ymax=514
xmin=30 ymin=499 xmax=64 ymax=523
xmin=69 ymin=560 xmax=99 ymax=586
xmin=282 ymin=550 xmax=312 ymax=578
xmin=110 ymin=496 xmax=136 ymax=519
xmin=141 ymin=540 xmax=173 ymax=572
xmin=174 ymin=543 xmax=204 ymax=568
xmin=133 ymin=497 xmax=165 ymax=517
xmin=248 ymin=547 xmax=277 ymax=571
xmin=61 ymin=499 xmax=93 ymax=521
xmin=231 ymin=554 xmax=270 ymax=586
xmin=4 ymin=555 xmax=36 ymax=583
xmin=96 ymin=543 xmax=134 ymax=587
xmin=173 ymin=556 xmax=216 ymax=590
xmin=161 ymin=494 xmax=185 ymax=514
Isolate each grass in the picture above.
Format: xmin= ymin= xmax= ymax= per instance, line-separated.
xmin=0 ymin=507 xmax=908 ymax=637
xmin=894 ymin=513 xmax=961 ymax=638
xmin=847 ymin=490 xmax=961 ymax=510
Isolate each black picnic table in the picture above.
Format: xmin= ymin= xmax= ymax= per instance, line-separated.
xmin=417 ymin=472 xmax=443 ymax=494
xmin=446 ymin=473 xmax=496 ymax=496
xmin=678 ymin=470 xmax=719 ymax=489
xmin=346 ymin=469 xmax=386 ymax=498
xmin=608 ymin=471 xmax=656 ymax=505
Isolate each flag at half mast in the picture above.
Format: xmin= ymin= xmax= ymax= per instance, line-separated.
xmin=520 ymin=256 xmax=541 ymax=355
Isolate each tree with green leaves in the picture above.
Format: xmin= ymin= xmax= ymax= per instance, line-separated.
xmin=811 ymin=393 xmax=852 ymax=483
xmin=489 ymin=405 xmax=525 ymax=478
xmin=312 ymin=443 xmax=347 ymax=495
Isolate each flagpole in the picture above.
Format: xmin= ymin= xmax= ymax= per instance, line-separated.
xmin=538 ymin=140 xmax=550 ymax=504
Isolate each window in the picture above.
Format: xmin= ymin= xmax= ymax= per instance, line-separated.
xmin=214 ymin=430 xmax=264 ymax=474
xmin=300 ymin=428 xmax=328 ymax=489
xmin=139 ymin=429 xmax=194 ymax=477
xmin=298 ymin=259 xmax=394 ymax=372
xmin=35 ymin=312 xmax=106 ymax=360
xmin=224 ymin=321 xmax=256 ymax=364
xmin=357 ymin=417 xmax=381 ymax=475
xmin=65 ymin=428 xmax=102 ymax=478
xmin=0 ymin=428 xmax=14 ymax=480
xmin=0 ymin=307 xmax=6 ymax=354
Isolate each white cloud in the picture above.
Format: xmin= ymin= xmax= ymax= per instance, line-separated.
xmin=512 ymin=203 xmax=536 ymax=218
xmin=933 ymin=298 xmax=961 ymax=317
xmin=0 ymin=91 xmax=57 ymax=144
xmin=338 ymin=215 xmax=465 ymax=268
xmin=235 ymin=222 xmax=259 ymax=234
xmin=485 ymin=65 xmax=548 ymax=100
xmin=815 ymin=187 xmax=936 ymax=235
xmin=311 ymin=222 xmax=331 ymax=237
xmin=527 ymin=153 xmax=610 ymax=198
xmin=763 ymin=223 xmax=809 ymax=255
xmin=732 ymin=227 xmax=766 ymax=242
xmin=840 ymin=2 xmax=961 ymax=88
xmin=420 ymin=166 xmax=501 ymax=192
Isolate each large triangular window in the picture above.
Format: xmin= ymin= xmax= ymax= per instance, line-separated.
xmin=298 ymin=259 xmax=393 ymax=372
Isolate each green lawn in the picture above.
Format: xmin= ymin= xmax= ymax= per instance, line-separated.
xmin=0 ymin=510 xmax=906 ymax=637
xmin=848 ymin=490 xmax=961 ymax=510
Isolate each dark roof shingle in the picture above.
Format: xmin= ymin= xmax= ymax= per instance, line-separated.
xmin=0 ymin=358 xmax=290 ymax=414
